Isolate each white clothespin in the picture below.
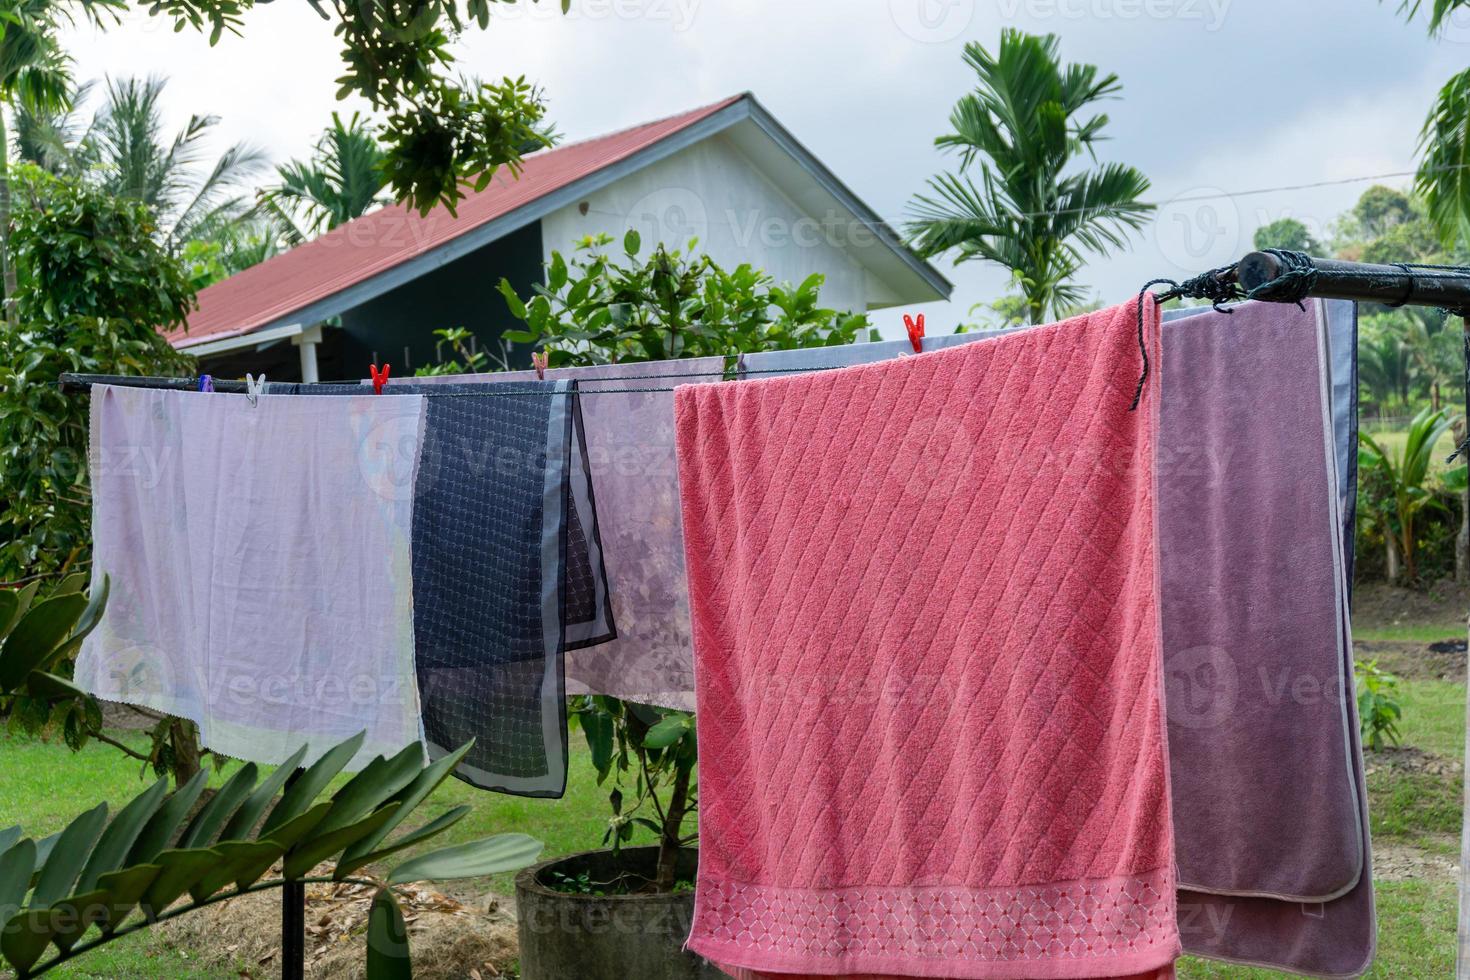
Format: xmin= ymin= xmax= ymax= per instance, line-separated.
xmin=245 ymin=373 xmax=266 ymax=407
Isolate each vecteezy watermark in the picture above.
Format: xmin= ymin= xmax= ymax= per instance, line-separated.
xmin=624 ymin=187 xmax=710 ymax=249
xmin=993 ymin=0 xmax=1230 ymax=30
xmin=357 ymin=413 xmax=423 ymax=502
xmin=491 ymin=0 xmax=701 ymax=32
xmin=1163 ymin=645 xmax=1239 ymax=730
xmin=1153 ymin=186 xmax=1241 ymax=274
xmin=889 ymin=0 xmax=976 ymax=43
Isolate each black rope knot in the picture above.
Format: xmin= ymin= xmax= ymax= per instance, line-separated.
xmin=1245 ymin=249 xmax=1318 ymax=309
xmin=1174 ymin=264 xmax=1244 ymax=312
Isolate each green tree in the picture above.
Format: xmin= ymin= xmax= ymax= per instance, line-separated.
xmin=1252 ymin=217 xmax=1320 ymax=254
xmin=262 ymin=112 xmax=390 ymax=243
xmin=905 ymin=30 xmax=1153 ymax=322
xmin=0 ymin=0 xmax=77 ymax=325
xmin=1396 ymin=1 xmax=1470 ymax=243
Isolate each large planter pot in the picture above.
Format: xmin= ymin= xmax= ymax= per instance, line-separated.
xmin=515 ymin=846 xmax=725 ymax=980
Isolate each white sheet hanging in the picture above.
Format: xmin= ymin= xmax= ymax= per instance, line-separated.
xmin=77 ymin=385 xmax=428 ymax=770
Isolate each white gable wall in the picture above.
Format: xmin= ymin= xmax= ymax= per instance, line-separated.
xmin=538 ymin=134 xmax=871 ymax=314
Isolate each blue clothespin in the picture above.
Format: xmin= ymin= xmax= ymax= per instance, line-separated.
xmin=198 ymin=374 xmax=214 ymax=393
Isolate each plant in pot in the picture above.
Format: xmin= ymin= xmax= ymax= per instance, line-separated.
xmin=515 ymin=696 xmax=716 ymax=980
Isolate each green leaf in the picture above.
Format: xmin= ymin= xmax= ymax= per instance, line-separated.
xmin=0 ymin=581 xmax=40 ymax=639
xmin=52 ymin=572 xmax=88 ymax=595
xmin=334 ymin=806 xmax=470 ymax=881
xmin=262 ymin=731 xmax=366 ymax=836
xmin=189 ymin=840 xmax=285 ymax=902
xmin=24 ymin=670 xmax=85 ymax=701
xmin=338 ymin=742 xmax=474 ymax=868
xmin=139 ymin=848 xmax=224 ymax=918
xmin=92 ymin=863 xmax=164 ymax=934
xmin=77 ymin=777 xmax=170 ymax=893
xmin=387 ymin=833 xmax=543 ymax=885
xmin=582 ymin=710 xmax=614 ymax=777
xmin=0 ymin=592 xmax=87 ymax=691
xmin=262 ymin=801 xmax=334 ymax=854
xmin=220 ymin=744 xmax=309 ymax=842
xmin=0 ymin=828 xmax=20 ymax=859
xmin=2 ymin=907 xmax=57 ymax=974
xmin=497 ymin=278 xmax=527 ymax=320
xmin=316 ymin=742 xmax=424 ymax=838
xmin=0 ymin=838 xmax=37 ymax=923
xmin=178 ymin=763 xmax=259 ymax=849
xmin=548 ymin=251 xmax=568 ymax=292
xmin=623 ymin=228 xmax=641 ymax=256
xmin=365 ymin=888 xmax=412 ymax=980
xmin=128 ymin=770 xmax=209 ymax=865
xmin=283 ymin=803 xmax=401 ymax=880
xmin=31 ymin=803 xmax=108 ymax=907
xmin=642 ymin=715 xmax=691 ymax=750
xmin=50 ymin=887 xmax=109 ymax=953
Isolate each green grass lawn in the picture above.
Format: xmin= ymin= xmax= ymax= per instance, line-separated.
xmin=0 ymin=669 xmax=1462 ymax=978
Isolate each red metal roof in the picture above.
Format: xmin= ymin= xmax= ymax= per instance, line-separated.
xmin=170 ymin=94 xmax=747 ymax=348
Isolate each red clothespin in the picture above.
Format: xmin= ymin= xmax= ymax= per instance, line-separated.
xmin=369 ymin=363 xmax=391 ymax=394
xmin=903 ymin=313 xmax=925 ymax=353
xmin=531 ymin=352 xmax=548 ymax=381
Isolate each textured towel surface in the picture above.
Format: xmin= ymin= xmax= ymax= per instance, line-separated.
xmin=713 ymin=964 xmax=1177 ymax=980
xmin=411 ymin=360 xmax=728 ymax=710
xmin=78 ymin=386 xmax=426 ymax=770
xmin=1158 ymin=300 xmax=1374 ymax=976
xmin=1159 ymin=300 xmax=1362 ymax=900
xmin=270 ymin=381 xmax=615 ymax=796
xmin=677 ymin=301 xmax=1178 ymax=979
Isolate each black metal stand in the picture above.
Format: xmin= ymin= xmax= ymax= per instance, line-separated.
xmin=281 ymin=769 xmax=306 ymax=980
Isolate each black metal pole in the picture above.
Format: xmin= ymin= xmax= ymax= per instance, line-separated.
xmin=57 ymin=372 xmax=251 ymax=393
xmin=281 ymin=769 xmax=306 ymax=980
xmin=1238 ymin=251 xmax=1470 ymax=309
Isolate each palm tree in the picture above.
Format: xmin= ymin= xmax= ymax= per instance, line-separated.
xmin=905 ymin=30 xmax=1153 ymax=322
xmin=83 ymin=75 xmax=270 ymax=250
xmin=1360 ymin=407 xmax=1454 ymax=583
xmin=1398 ymin=1 xmax=1470 ymax=242
xmin=259 ymin=111 xmax=390 ymax=244
xmin=0 ymin=0 xmax=74 ymax=325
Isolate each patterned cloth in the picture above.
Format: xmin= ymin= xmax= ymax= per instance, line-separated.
xmin=79 ymin=385 xmax=426 ymax=771
xmin=406 ymin=361 xmax=729 ymax=711
xmin=268 ymin=381 xmax=615 ymax=796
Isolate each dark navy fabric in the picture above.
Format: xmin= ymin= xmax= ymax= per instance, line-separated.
xmin=269 ymin=381 xmax=615 ymax=797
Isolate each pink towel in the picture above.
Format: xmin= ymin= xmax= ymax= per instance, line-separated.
xmin=676 ymin=300 xmax=1178 ymax=979
xmin=713 ymin=965 xmax=1177 ymax=980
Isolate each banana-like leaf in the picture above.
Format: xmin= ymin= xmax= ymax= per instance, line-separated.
xmin=43 ymin=576 xmax=109 ymax=675
xmin=0 ymin=838 xmax=37 ymax=922
xmin=189 ymin=841 xmax=286 ymax=903
xmin=31 ymin=803 xmax=108 ymax=908
xmin=128 ymin=770 xmax=209 ymax=865
xmin=92 ymin=863 xmax=164 ymax=934
xmin=262 ymin=730 xmax=366 ymax=836
xmin=315 ymin=742 xmax=424 ymax=838
xmin=178 ymin=763 xmax=259 ymax=849
xmin=339 ymin=741 xmax=474 ymax=868
xmin=2 ymin=907 xmax=57 ymax=975
xmin=0 ymin=592 xmax=88 ymax=692
xmin=334 ymin=806 xmax=471 ymax=881
xmin=387 ymin=833 xmax=543 ymax=885
xmin=365 ymin=888 xmax=412 ymax=980
xmin=77 ymin=778 xmax=169 ymax=894
xmin=283 ymin=803 xmax=401 ymax=880
xmin=0 ymin=581 xmax=39 ymax=639
xmin=32 ymin=831 xmax=60 ymax=872
xmin=0 ymin=827 xmax=20 ymax=858
xmin=139 ymin=848 xmax=224 ymax=919
xmin=220 ymin=744 xmax=308 ymax=842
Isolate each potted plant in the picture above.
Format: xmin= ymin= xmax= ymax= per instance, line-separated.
xmin=515 ymin=696 xmax=720 ymax=980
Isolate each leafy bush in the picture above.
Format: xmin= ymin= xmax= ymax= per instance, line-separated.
xmin=1356 ymin=658 xmax=1404 ymax=752
xmin=498 ymin=231 xmax=875 ymax=364
xmin=0 ymin=164 xmax=195 ymax=584
xmin=0 ymin=729 xmax=541 ymax=978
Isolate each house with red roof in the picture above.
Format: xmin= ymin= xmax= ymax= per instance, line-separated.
xmin=173 ymin=93 xmax=951 ymax=381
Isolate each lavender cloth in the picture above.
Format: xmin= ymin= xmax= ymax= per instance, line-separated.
xmin=77 ymin=386 xmax=427 ymax=771
xmin=401 ymin=360 xmax=727 ymax=711
xmin=1160 ymin=299 xmax=1373 ymax=977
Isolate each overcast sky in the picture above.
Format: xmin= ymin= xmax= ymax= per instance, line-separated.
xmin=64 ymin=0 xmax=1466 ymax=338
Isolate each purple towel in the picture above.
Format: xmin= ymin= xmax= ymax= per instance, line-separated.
xmin=403 ymin=359 xmax=728 ymax=710
xmin=1160 ymin=299 xmax=1373 ymax=976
